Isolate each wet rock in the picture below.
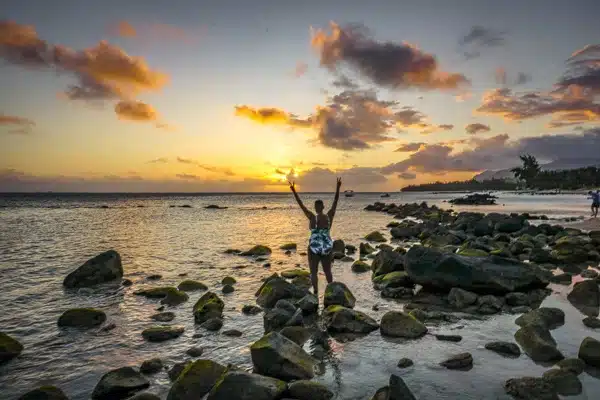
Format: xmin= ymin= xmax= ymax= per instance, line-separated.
xmin=161 ymin=289 xmax=189 ymax=306
xmin=373 ymin=374 xmax=416 ymax=400
xmin=435 ymin=334 xmax=462 ymax=342
xmin=92 ymin=367 xmax=149 ymax=400
xmin=193 ymin=292 xmax=224 ymax=324
xmin=295 ymin=293 xmax=318 ymax=315
xmin=556 ymin=358 xmax=585 ymax=375
xmin=130 ymin=393 xmax=160 ymax=400
xmin=360 ymin=242 xmax=376 ymax=255
xmin=447 ymin=287 xmax=478 ymax=309
xmin=581 ymin=269 xmax=600 ymax=279
xmin=206 ymin=371 xmax=286 ymax=400
xmin=63 ymin=250 xmax=123 ymax=288
xmin=291 ymin=275 xmax=312 ymax=289
xmin=457 ymin=248 xmax=489 ymax=257
xmin=515 ymin=307 xmax=565 ymax=330
xmin=264 ymin=304 xmax=302 ymax=333
xmin=140 ymin=358 xmax=163 ymax=374
xmin=167 ymin=359 xmax=227 ymax=400
xmin=578 ymin=336 xmax=600 ymax=367
xmin=221 ymin=276 xmax=237 ymax=285
xmin=405 ymin=246 xmax=550 ymax=294
xmin=323 ymin=282 xmax=356 ymax=309
xmin=485 ymin=341 xmax=521 ymax=357
xmin=57 ymin=308 xmax=106 ymax=328
xmin=380 ymin=311 xmax=427 ymax=339
xmin=256 ymin=278 xmax=307 ymax=308
xmin=18 ymin=386 xmax=68 ymax=400
xmin=151 ymin=312 xmax=175 ymax=322
xmin=122 ymin=278 xmax=133 ymax=286
xmin=241 ymin=245 xmax=272 ymax=257
xmin=223 ymin=329 xmax=243 ymax=337
xmin=371 ymin=249 xmax=405 ymax=278
xmin=280 ymin=326 xmax=311 ymax=346
xmin=381 ymin=286 xmax=414 ymax=300
xmin=505 ymin=292 xmax=530 ymax=307
xmin=511 ymin=306 xmax=532 ymax=314
xmin=397 ymin=358 xmax=414 ymax=368
xmin=147 ymin=274 xmax=162 ymax=281
xmin=567 ymin=280 xmax=600 ymax=317
xmin=222 ymin=284 xmax=235 ymax=294
xmin=201 ymin=318 xmax=223 ymax=331
xmin=351 ymin=260 xmax=370 ymax=273
xmin=549 ymin=273 xmax=571 ymax=285
xmin=287 ymin=380 xmax=333 ymax=400
xmin=515 ymin=325 xmax=563 ymax=362
xmin=583 ymin=316 xmax=600 ymax=328
xmin=529 ymin=248 xmax=554 ymax=264
xmin=331 ymin=239 xmax=345 ymax=255
xmin=345 ymin=244 xmax=356 ymax=254
xmin=224 ymin=249 xmax=241 ymax=254
xmin=365 ymin=231 xmax=387 ymax=242
xmin=477 ymin=295 xmax=504 ymax=314
xmin=135 ymin=286 xmax=189 ymax=306
xmin=281 ymin=269 xmax=310 ymax=279
xmin=242 ymin=304 xmax=263 ymax=315
xmin=186 ymin=347 xmax=204 ymax=357
xmin=373 ymin=271 xmax=412 ymax=290
xmin=504 ymin=377 xmax=558 ymax=400
xmin=440 ymin=352 xmax=473 ymax=370
xmin=177 ymin=280 xmax=208 ymax=292
xmin=142 ymin=326 xmax=184 ymax=342
xmin=250 ymin=331 xmax=315 ymax=381
xmin=408 ymin=309 xmax=461 ymax=324
xmin=168 ymin=361 xmax=191 ymax=381
xmin=341 ymin=256 xmax=355 ymax=262
xmin=542 ymin=368 xmax=582 ymax=396
xmin=323 ymin=306 xmax=379 ymax=334
xmin=280 ymin=243 xmax=297 ymax=250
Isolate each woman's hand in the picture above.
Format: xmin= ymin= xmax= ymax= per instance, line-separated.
xmin=336 ymin=177 xmax=342 ymax=189
xmin=288 ymin=180 xmax=296 ymax=192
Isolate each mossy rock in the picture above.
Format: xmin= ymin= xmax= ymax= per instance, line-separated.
xmin=365 ymin=231 xmax=387 ymax=243
xmin=515 ymin=325 xmax=563 ymax=362
xmin=141 ymin=326 xmax=184 ymax=342
xmin=161 ymin=289 xmax=189 ymax=306
xmin=242 ymin=304 xmax=263 ymax=315
xmin=0 ymin=332 xmax=23 ymax=364
xmin=280 ymin=243 xmax=297 ymax=250
xmin=457 ymin=248 xmax=489 ymax=257
xmin=151 ymin=312 xmax=175 ymax=322
xmin=168 ymin=361 xmax=192 ymax=381
xmin=92 ymin=366 xmax=149 ymax=400
xmin=351 ymin=260 xmax=370 ymax=273
xmin=241 ymin=245 xmax=272 ymax=256
xmin=373 ymin=271 xmax=412 ymax=289
xmin=18 ymin=386 xmax=68 ymax=400
xmin=206 ymin=370 xmax=287 ymax=400
xmin=193 ymin=292 xmax=225 ymax=324
xmin=322 ymin=305 xmax=379 ymax=334
xmin=280 ymin=326 xmax=311 ymax=346
xmin=221 ymin=276 xmax=237 ymax=285
xmin=324 ymin=282 xmax=356 ymax=309
xmin=281 ymin=269 xmax=310 ymax=279
xmin=167 ymin=359 xmax=227 ymax=400
xmin=291 ymin=275 xmax=312 ymax=289
xmin=63 ymin=250 xmax=123 ymax=288
xmin=222 ymin=284 xmax=235 ymax=294
xmin=250 ymin=331 xmax=315 ymax=381
xmin=58 ymin=308 xmax=106 ymax=328
xmin=288 ymin=380 xmax=334 ymax=400
xmin=140 ymin=358 xmax=163 ymax=374
xmin=359 ymin=242 xmax=376 ymax=255
xmin=380 ymin=311 xmax=427 ymax=338
xmin=177 ymin=280 xmax=208 ymax=292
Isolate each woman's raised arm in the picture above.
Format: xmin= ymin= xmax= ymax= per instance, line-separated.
xmin=289 ymin=181 xmax=313 ymax=220
xmin=328 ymin=177 xmax=342 ymax=223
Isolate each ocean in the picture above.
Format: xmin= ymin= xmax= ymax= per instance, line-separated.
xmin=0 ymin=192 xmax=598 ymax=399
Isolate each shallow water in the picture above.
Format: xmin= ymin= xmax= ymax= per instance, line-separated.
xmin=0 ymin=192 xmax=599 ymax=399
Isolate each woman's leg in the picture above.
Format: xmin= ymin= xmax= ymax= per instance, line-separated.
xmin=308 ymin=250 xmax=320 ymax=295
xmin=321 ymin=253 xmax=334 ymax=284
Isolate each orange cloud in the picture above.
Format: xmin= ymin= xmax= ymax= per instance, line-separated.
xmin=234 ymin=105 xmax=311 ymax=128
xmin=294 ymin=61 xmax=308 ymax=77
xmin=114 ymin=100 xmax=158 ymax=122
xmin=115 ymin=21 xmax=137 ymax=37
xmin=465 ymin=123 xmax=491 ymax=135
xmin=0 ymin=114 xmax=35 ymax=134
xmin=110 ymin=21 xmax=202 ymax=44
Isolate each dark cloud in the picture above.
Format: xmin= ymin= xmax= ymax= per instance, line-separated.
xmin=465 ymin=123 xmax=491 ymax=135
xmin=459 ymin=26 xmax=506 ymax=59
xmin=496 ymin=68 xmax=531 ymax=86
xmin=399 ymin=172 xmax=417 ymax=180
xmin=331 ymin=74 xmax=359 ymax=89
xmin=559 ymin=44 xmax=600 ymax=95
xmin=395 ymin=142 xmax=425 ymax=152
xmin=515 ymin=72 xmax=532 ymax=85
xmin=0 ymin=114 xmax=35 ymax=134
xmin=311 ymin=22 xmax=469 ymax=91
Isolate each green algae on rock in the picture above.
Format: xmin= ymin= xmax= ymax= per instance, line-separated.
xmin=206 ymin=370 xmax=287 ymax=400
xmin=177 ymin=280 xmax=208 ymax=292
xmin=167 ymin=359 xmax=227 ymax=400
xmin=250 ymin=331 xmax=315 ymax=381
xmin=241 ymin=245 xmax=272 ymax=256
xmin=193 ymin=292 xmax=225 ymax=324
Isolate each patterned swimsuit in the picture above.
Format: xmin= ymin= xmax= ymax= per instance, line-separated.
xmin=309 ymin=214 xmax=333 ymax=256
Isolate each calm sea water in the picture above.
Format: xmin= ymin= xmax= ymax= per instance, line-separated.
xmin=0 ymin=192 xmax=598 ymax=400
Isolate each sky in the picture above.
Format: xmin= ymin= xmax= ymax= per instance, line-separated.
xmin=1 ymin=0 xmax=599 ymax=192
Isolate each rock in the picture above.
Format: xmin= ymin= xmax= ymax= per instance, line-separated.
xmin=583 ymin=316 xmax=600 ymax=328
xmin=405 ymin=246 xmax=550 ymax=294
xmin=447 ymin=287 xmax=478 ymax=309
xmin=485 ymin=341 xmax=521 ymax=357
xmin=341 ymin=256 xmax=355 ymax=262
xmin=371 ymin=249 xmax=405 ymax=278
xmin=295 ymin=294 xmax=319 ymax=315
xmin=505 ymin=292 xmax=530 ymax=307
xmin=436 ymin=334 xmax=462 ymax=342
xmin=351 ymin=260 xmax=370 ymax=273
xmin=201 ymin=318 xmax=223 ymax=331
xmin=567 ymin=280 xmax=599 ymax=317
xmin=122 ymin=279 xmax=133 ymax=286
xmin=178 ymin=280 xmax=208 ymax=292
xmin=323 ymin=306 xmax=379 ymax=334
xmin=373 ymin=271 xmax=412 ymax=290
xmin=167 ymin=359 xmax=227 ymax=400
xmin=291 ymin=275 xmax=312 ymax=289
xmin=381 ymin=286 xmax=414 ymax=300
xmin=365 ymin=231 xmax=387 ymax=242
xmin=223 ymin=329 xmax=243 ymax=337
xmin=0 ymin=332 xmax=22 ymax=364
xmin=142 ymin=326 xmax=185 ymax=342
xmin=504 ymin=377 xmax=558 ymax=400
xmin=250 ymin=331 xmax=315 ymax=381
xmin=457 ymin=248 xmax=489 ymax=257
xmin=287 ymin=380 xmax=333 ymax=400
xmin=440 ymin=353 xmax=473 ymax=370
xmin=542 ymin=368 xmax=582 ymax=396
xmin=206 ymin=371 xmax=286 ymax=400
xmin=324 ymin=282 xmax=356 ymax=309
xmin=92 ymin=367 xmax=150 ymax=400
xmin=511 ymin=306 xmax=532 ymax=314
xmin=495 ymin=218 xmax=524 ymax=233
xmin=151 ymin=312 xmax=175 ymax=322
xmin=281 ymin=269 xmax=310 ymax=279
xmin=477 ymin=295 xmax=504 ymax=314
xmin=194 ymin=292 xmax=224 ymax=324
xmin=549 ymin=273 xmax=571 ymax=285
xmin=222 ymin=284 xmax=235 ymax=294
xmin=140 ymin=358 xmax=163 ymax=374
xmin=168 ymin=361 xmax=191 ymax=381
xmin=280 ymin=243 xmax=297 ymax=251
xmin=515 ymin=325 xmax=563 ymax=362
xmin=162 ymin=289 xmax=189 ymax=306
xmin=529 ymin=248 xmax=554 ymax=264
xmin=581 ymin=269 xmax=599 ymax=279
xmin=57 ymin=308 xmax=106 ymax=328
xmin=332 ymin=239 xmax=345 ymax=254
xmin=18 ymin=386 xmax=68 ymax=400
xmin=224 ymin=249 xmax=241 ymax=254
xmin=63 ymin=250 xmax=123 ymax=288
xmin=345 ymin=244 xmax=356 ymax=254
xmin=397 ymin=358 xmax=414 ymax=368
xmin=221 ymin=276 xmax=236 ymax=285
xmin=380 ymin=311 xmax=427 ymax=339
xmin=147 ymin=274 xmax=162 ymax=281
xmin=241 ymin=245 xmax=272 ymax=256
xmin=242 ymin=304 xmax=263 ymax=315
xmin=360 ymin=242 xmax=376 ymax=255
xmin=280 ymin=326 xmax=311 ymax=346
xmin=556 ymin=358 xmax=585 ymax=375
xmin=515 ymin=307 xmax=565 ymax=330
xmin=135 ymin=286 xmax=189 ymax=306
xmin=186 ymin=347 xmax=204 ymax=357
xmin=257 ymin=278 xmax=306 ymax=308
xmin=578 ymin=336 xmax=600 ymax=367
xmin=130 ymin=394 xmax=160 ymax=400
xmin=264 ymin=305 xmax=300 ymax=333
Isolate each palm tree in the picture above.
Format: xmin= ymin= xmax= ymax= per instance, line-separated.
xmin=511 ymin=154 xmax=541 ymax=188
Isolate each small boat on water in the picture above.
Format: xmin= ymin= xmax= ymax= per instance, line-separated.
xmin=344 ymin=190 xmax=355 ymax=197
xmin=381 ymin=193 xmax=390 ymax=198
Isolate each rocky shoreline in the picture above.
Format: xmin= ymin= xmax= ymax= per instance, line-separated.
xmin=2 ymin=201 xmax=600 ymax=399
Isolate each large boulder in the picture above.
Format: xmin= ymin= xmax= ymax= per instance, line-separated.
xmin=167 ymin=359 xmax=227 ymax=400
xmin=193 ymin=292 xmax=224 ymax=324
xmin=371 ymin=250 xmax=405 ymax=278
xmin=323 ymin=306 xmax=379 ymax=334
xmin=263 ymin=301 xmax=303 ymax=333
xmin=380 ymin=311 xmax=427 ymax=339
xmin=64 ymin=250 xmax=123 ymax=288
xmin=295 ymin=293 xmax=318 ymax=315
xmin=256 ymin=278 xmax=306 ymax=308
xmin=0 ymin=332 xmax=23 ymax=364
xmin=250 ymin=332 xmax=315 ymax=381
xmin=18 ymin=386 xmax=68 ymax=400
xmin=207 ymin=371 xmax=286 ymax=400
xmin=567 ymin=280 xmax=600 ymax=317
xmin=405 ymin=246 xmax=550 ymax=294
xmin=578 ymin=336 xmax=600 ymax=367
xmin=323 ymin=282 xmax=356 ymax=309
xmin=373 ymin=271 xmax=413 ymax=290
xmin=515 ymin=308 xmax=565 ymax=330
xmin=57 ymin=308 xmax=106 ymax=328
xmin=515 ymin=325 xmax=563 ymax=362
xmin=287 ymin=380 xmax=334 ymax=400
xmin=92 ymin=367 xmax=149 ymax=399
xmin=370 ymin=374 xmax=416 ymax=400
xmin=542 ymin=368 xmax=582 ymax=396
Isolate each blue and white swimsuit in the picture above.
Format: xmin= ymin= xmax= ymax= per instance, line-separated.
xmin=309 ymin=214 xmax=333 ymax=256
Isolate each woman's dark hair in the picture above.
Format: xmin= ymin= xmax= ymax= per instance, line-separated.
xmin=315 ymin=199 xmax=324 ymax=208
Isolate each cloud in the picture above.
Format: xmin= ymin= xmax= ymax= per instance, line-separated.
xmin=419 ymin=123 xmax=454 ymax=135
xmin=559 ymin=44 xmax=600 ymax=95
xmin=114 ymin=21 xmax=137 ymax=37
xmin=294 ymin=62 xmax=308 ymax=77
xmin=395 ymin=142 xmax=425 ymax=152
xmin=0 ymin=114 xmax=35 ymax=134
xmin=311 ymin=22 xmax=469 ymax=91
xmin=495 ymin=67 xmax=531 ymax=86
xmin=459 ymin=26 xmax=506 ymax=59
xmin=293 ymin=166 xmax=387 ymax=190
xmin=114 ymin=100 xmax=158 ymax=121
xmin=515 ymin=72 xmax=532 ymax=85
xmin=331 ymin=74 xmax=359 ymax=89
xmin=399 ymin=172 xmax=417 ymax=180
xmin=110 ymin=21 xmax=202 ymax=44
xmin=234 ymin=105 xmax=311 ymax=128
xmin=176 ymin=156 xmax=235 ymax=176
xmin=465 ymin=122 xmax=491 ymax=135
xmin=147 ymin=157 xmax=169 ymax=164
xmin=495 ymin=67 xmax=507 ymax=85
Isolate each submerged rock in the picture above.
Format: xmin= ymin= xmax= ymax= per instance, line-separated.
xmin=567 ymin=280 xmax=600 ymax=317
xmin=151 ymin=312 xmax=175 ymax=322
xmin=141 ymin=326 xmax=184 ymax=342
xmin=140 ymin=358 xmax=163 ymax=374
xmin=135 ymin=286 xmax=189 ymax=306
xmin=92 ymin=367 xmax=149 ymax=400
xmin=380 ymin=311 xmax=427 ymax=339
xmin=542 ymin=368 xmax=582 ymax=396
xmin=515 ymin=325 xmax=563 ymax=362
xmin=177 ymin=280 xmax=208 ymax=292
xmin=397 ymin=358 xmax=414 ymax=368
xmin=322 ymin=306 xmax=379 ymax=334
xmin=0 ymin=332 xmax=23 ymax=364
xmin=193 ymin=292 xmax=224 ymax=324
xmin=161 ymin=289 xmax=189 ymax=306
xmin=57 ymin=308 xmax=106 ymax=328
xmin=250 ymin=331 xmax=315 ymax=381
xmin=242 ymin=304 xmax=263 ymax=315
xmin=323 ymin=282 xmax=356 ymax=309
xmin=167 ymin=359 xmax=227 ymax=400
xmin=64 ymin=250 xmax=123 ymax=288
xmin=241 ymin=245 xmax=272 ymax=256
xmin=515 ymin=307 xmax=565 ymax=330
xmin=207 ymin=371 xmax=286 ymax=400
xmin=18 ymin=386 xmax=68 ymax=400
xmin=287 ymin=380 xmax=334 ymax=400
xmin=484 ymin=341 xmax=521 ymax=357
xmin=578 ymin=336 xmax=600 ymax=367
xmin=504 ymin=377 xmax=558 ymax=400
xmin=200 ymin=318 xmax=223 ymax=331
xmin=281 ymin=269 xmax=310 ymax=279
xmin=435 ymin=334 xmax=462 ymax=342
xmin=440 ymin=353 xmax=473 ymax=370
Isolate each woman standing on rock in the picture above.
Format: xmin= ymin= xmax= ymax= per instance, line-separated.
xmin=289 ymin=178 xmax=342 ymax=298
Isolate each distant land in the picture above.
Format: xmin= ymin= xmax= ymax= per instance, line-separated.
xmin=473 ymin=158 xmax=600 ymax=182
